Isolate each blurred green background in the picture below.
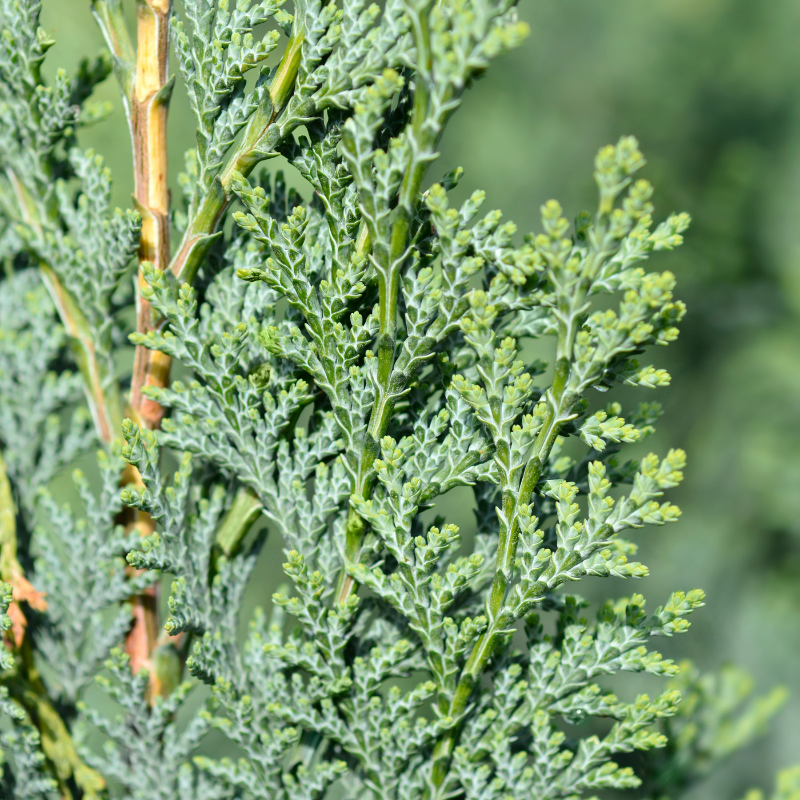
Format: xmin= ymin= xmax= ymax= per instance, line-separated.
xmin=38 ymin=0 xmax=800 ymax=796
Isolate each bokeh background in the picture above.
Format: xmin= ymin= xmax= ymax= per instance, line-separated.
xmin=38 ymin=0 xmax=800 ymax=795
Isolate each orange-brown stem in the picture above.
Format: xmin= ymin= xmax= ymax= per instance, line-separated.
xmin=126 ymin=583 xmax=160 ymax=674
xmin=129 ymin=0 xmax=173 ymax=432
xmin=124 ymin=0 xmax=173 ymax=684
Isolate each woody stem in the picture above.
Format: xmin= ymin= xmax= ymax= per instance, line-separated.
xmin=129 ymin=0 xmax=173 ymax=433
xmin=94 ymin=0 xmax=174 ymax=686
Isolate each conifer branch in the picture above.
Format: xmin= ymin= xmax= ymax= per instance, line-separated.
xmin=167 ymin=21 xmax=305 ymax=287
xmin=5 ymin=170 xmax=124 ymax=445
xmin=1 ymin=454 xmax=105 ymax=799
xmin=0 ymin=1 xmax=793 ymax=797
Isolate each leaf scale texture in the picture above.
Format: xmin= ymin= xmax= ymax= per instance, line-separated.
xmin=0 ymin=0 xmax=794 ymax=798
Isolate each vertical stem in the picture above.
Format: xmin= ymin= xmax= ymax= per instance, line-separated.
xmin=122 ymin=0 xmax=174 ymax=684
xmin=95 ymin=3 xmax=303 ymax=693
xmin=129 ymin=0 xmax=173 ymax=432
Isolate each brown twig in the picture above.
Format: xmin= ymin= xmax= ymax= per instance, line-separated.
xmin=94 ymin=0 xmax=174 ymax=687
xmin=93 ymin=2 xmax=287 ymax=695
xmin=119 ymin=0 xmax=174 ymax=686
xmin=129 ymin=0 xmax=174 ymax=432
